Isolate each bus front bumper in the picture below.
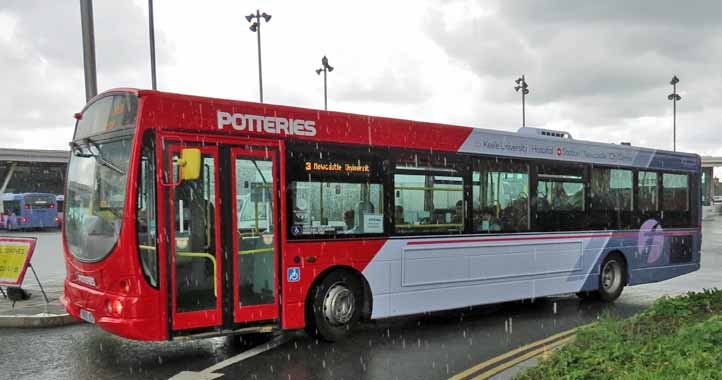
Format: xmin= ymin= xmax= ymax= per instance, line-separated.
xmin=62 ymin=279 xmax=165 ymax=341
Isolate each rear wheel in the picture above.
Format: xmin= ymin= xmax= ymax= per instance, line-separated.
xmin=598 ymin=253 xmax=626 ymax=302
xmin=305 ymin=270 xmax=363 ymax=342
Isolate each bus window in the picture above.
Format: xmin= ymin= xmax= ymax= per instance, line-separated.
xmin=289 ymin=182 xmax=383 ymax=236
xmin=535 ymin=164 xmax=587 ymax=231
xmin=24 ymin=194 xmax=56 ymax=208
xmin=638 ymin=171 xmax=659 ymax=212
xmin=472 ymin=159 xmax=529 ymax=232
xmin=137 ymin=136 xmax=158 ymax=288
xmin=3 ymin=200 xmax=20 ymax=215
xmin=173 ymin=154 xmax=217 ymax=312
xmin=286 ymin=148 xmax=385 ymax=238
xmin=590 ymin=167 xmax=633 ymax=230
xmin=235 ymin=157 xmax=275 ymax=307
xmin=394 ymin=153 xmax=464 ymax=235
xmin=663 ymin=173 xmax=689 ymax=211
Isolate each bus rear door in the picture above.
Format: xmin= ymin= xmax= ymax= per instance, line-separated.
xmin=166 ymin=141 xmax=280 ymax=334
xmin=230 ymin=146 xmax=279 ymax=324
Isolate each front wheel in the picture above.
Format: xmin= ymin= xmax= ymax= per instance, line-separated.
xmin=305 ymin=270 xmax=363 ymax=342
xmin=598 ymin=253 xmax=626 ymax=302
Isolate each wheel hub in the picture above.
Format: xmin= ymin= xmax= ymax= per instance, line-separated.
xmin=602 ymin=260 xmax=622 ymax=292
xmin=323 ymin=283 xmax=355 ymax=326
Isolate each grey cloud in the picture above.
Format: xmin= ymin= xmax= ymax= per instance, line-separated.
xmin=424 ymin=0 xmax=722 ymax=149
xmin=499 ymin=1 xmax=722 ymax=28
xmin=0 ymin=0 xmax=174 ymax=148
xmin=334 ymin=67 xmax=433 ymax=104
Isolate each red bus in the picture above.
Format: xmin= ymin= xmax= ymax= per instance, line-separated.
xmin=62 ymin=89 xmax=701 ymax=341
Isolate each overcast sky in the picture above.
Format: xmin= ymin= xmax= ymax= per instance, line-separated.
xmin=2 ymin=0 xmax=721 ymax=157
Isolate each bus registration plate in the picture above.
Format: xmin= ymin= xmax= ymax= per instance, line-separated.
xmin=80 ymin=309 xmax=95 ymax=324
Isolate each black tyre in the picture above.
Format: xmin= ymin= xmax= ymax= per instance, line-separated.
xmin=305 ymin=270 xmax=363 ymax=342
xmin=598 ymin=253 xmax=626 ymax=302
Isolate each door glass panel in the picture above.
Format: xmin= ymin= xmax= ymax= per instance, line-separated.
xmin=236 ymin=157 xmax=275 ymax=306
xmin=174 ymin=154 xmax=217 ymax=313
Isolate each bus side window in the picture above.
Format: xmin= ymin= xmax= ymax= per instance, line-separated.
xmin=472 ymin=159 xmax=530 ymax=233
xmin=137 ymin=137 xmax=158 ymax=288
xmin=662 ymin=172 xmax=689 ymax=227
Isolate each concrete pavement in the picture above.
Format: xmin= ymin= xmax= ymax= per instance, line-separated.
xmin=0 ymin=230 xmax=77 ymax=328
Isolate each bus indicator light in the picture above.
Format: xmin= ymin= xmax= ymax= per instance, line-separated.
xmin=119 ymin=280 xmax=130 ymax=295
xmin=112 ymin=300 xmax=123 ymax=315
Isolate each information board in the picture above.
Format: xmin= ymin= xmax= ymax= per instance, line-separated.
xmin=0 ymin=237 xmax=37 ymax=286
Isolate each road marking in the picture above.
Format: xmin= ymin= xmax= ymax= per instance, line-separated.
xmin=449 ymin=324 xmax=586 ymax=380
xmin=471 ymin=335 xmax=575 ymax=380
xmin=168 ymin=335 xmax=289 ymax=380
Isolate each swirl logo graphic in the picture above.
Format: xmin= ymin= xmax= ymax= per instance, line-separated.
xmin=638 ymin=219 xmax=664 ymax=264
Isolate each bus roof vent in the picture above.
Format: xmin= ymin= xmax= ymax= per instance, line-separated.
xmin=517 ymin=127 xmax=573 ymax=140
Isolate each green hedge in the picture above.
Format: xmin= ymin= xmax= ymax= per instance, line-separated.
xmin=515 ymin=289 xmax=722 ymax=380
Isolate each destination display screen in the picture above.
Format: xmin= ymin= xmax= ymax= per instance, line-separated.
xmin=304 ymin=160 xmax=370 ymax=175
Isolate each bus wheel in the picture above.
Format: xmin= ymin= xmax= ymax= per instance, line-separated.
xmin=598 ymin=253 xmax=626 ymax=302
xmin=305 ymin=270 xmax=362 ymax=342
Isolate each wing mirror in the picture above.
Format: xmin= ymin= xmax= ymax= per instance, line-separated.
xmin=177 ymin=148 xmax=201 ymax=181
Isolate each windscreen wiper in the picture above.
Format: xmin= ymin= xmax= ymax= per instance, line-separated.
xmin=69 ymin=141 xmax=92 ymax=158
xmin=85 ymin=138 xmax=126 ymax=175
xmin=251 ymin=160 xmax=268 ymax=184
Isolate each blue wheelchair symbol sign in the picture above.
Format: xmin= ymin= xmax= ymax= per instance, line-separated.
xmin=287 ymin=267 xmax=301 ymax=282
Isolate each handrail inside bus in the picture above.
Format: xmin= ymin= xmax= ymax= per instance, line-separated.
xmin=397 ymin=223 xmax=463 ymax=228
xmin=139 ymin=245 xmax=156 ymax=251
xmin=176 ymin=252 xmax=217 ymax=297
xmin=395 ymin=186 xmax=463 ymax=192
xmin=239 ymin=247 xmax=274 ymax=255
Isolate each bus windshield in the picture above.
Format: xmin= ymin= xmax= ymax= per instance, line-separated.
xmin=65 ymin=138 xmax=132 ymax=261
xmin=64 ymin=93 xmax=137 ymax=262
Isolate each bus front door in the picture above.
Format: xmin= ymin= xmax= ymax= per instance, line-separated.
xmin=231 ymin=147 xmax=279 ymax=324
xmin=168 ymin=145 xmax=223 ymax=331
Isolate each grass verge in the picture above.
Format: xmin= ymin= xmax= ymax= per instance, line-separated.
xmin=515 ymin=289 xmax=722 ymax=380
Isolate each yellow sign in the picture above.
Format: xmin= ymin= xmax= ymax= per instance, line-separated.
xmin=0 ymin=238 xmax=36 ymax=285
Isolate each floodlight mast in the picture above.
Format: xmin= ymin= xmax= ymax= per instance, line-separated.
xmin=668 ymin=75 xmax=681 ymax=152
xmin=247 ymin=10 xmax=272 ymax=103
xmin=514 ymin=75 xmax=530 ymax=127
xmin=316 ymin=55 xmax=334 ymax=110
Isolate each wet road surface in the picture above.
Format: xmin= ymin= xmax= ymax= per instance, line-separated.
xmin=2 ymin=219 xmax=721 ymax=380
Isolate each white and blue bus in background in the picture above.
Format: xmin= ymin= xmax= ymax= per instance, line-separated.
xmin=56 ymin=194 xmax=65 ymax=228
xmin=0 ymin=192 xmax=60 ymax=230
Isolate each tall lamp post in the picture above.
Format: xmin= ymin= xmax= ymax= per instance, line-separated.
xmin=668 ymin=75 xmax=681 ymax=152
xmin=148 ymin=0 xmax=157 ymax=90
xmin=79 ymin=0 xmax=98 ymax=102
xmin=246 ymin=10 xmax=272 ymax=103
xmin=514 ymin=75 xmax=529 ymax=127
xmin=315 ymin=56 xmax=334 ymax=110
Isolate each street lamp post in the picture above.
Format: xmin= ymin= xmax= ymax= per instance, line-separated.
xmin=514 ymin=75 xmax=529 ymax=127
xmin=315 ymin=56 xmax=334 ymax=110
xmin=246 ymin=10 xmax=272 ymax=103
xmin=79 ymin=0 xmax=98 ymax=102
xmin=148 ymin=0 xmax=157 ymax=90
xmin=668 ymin=75 xmax=681 ymax=152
